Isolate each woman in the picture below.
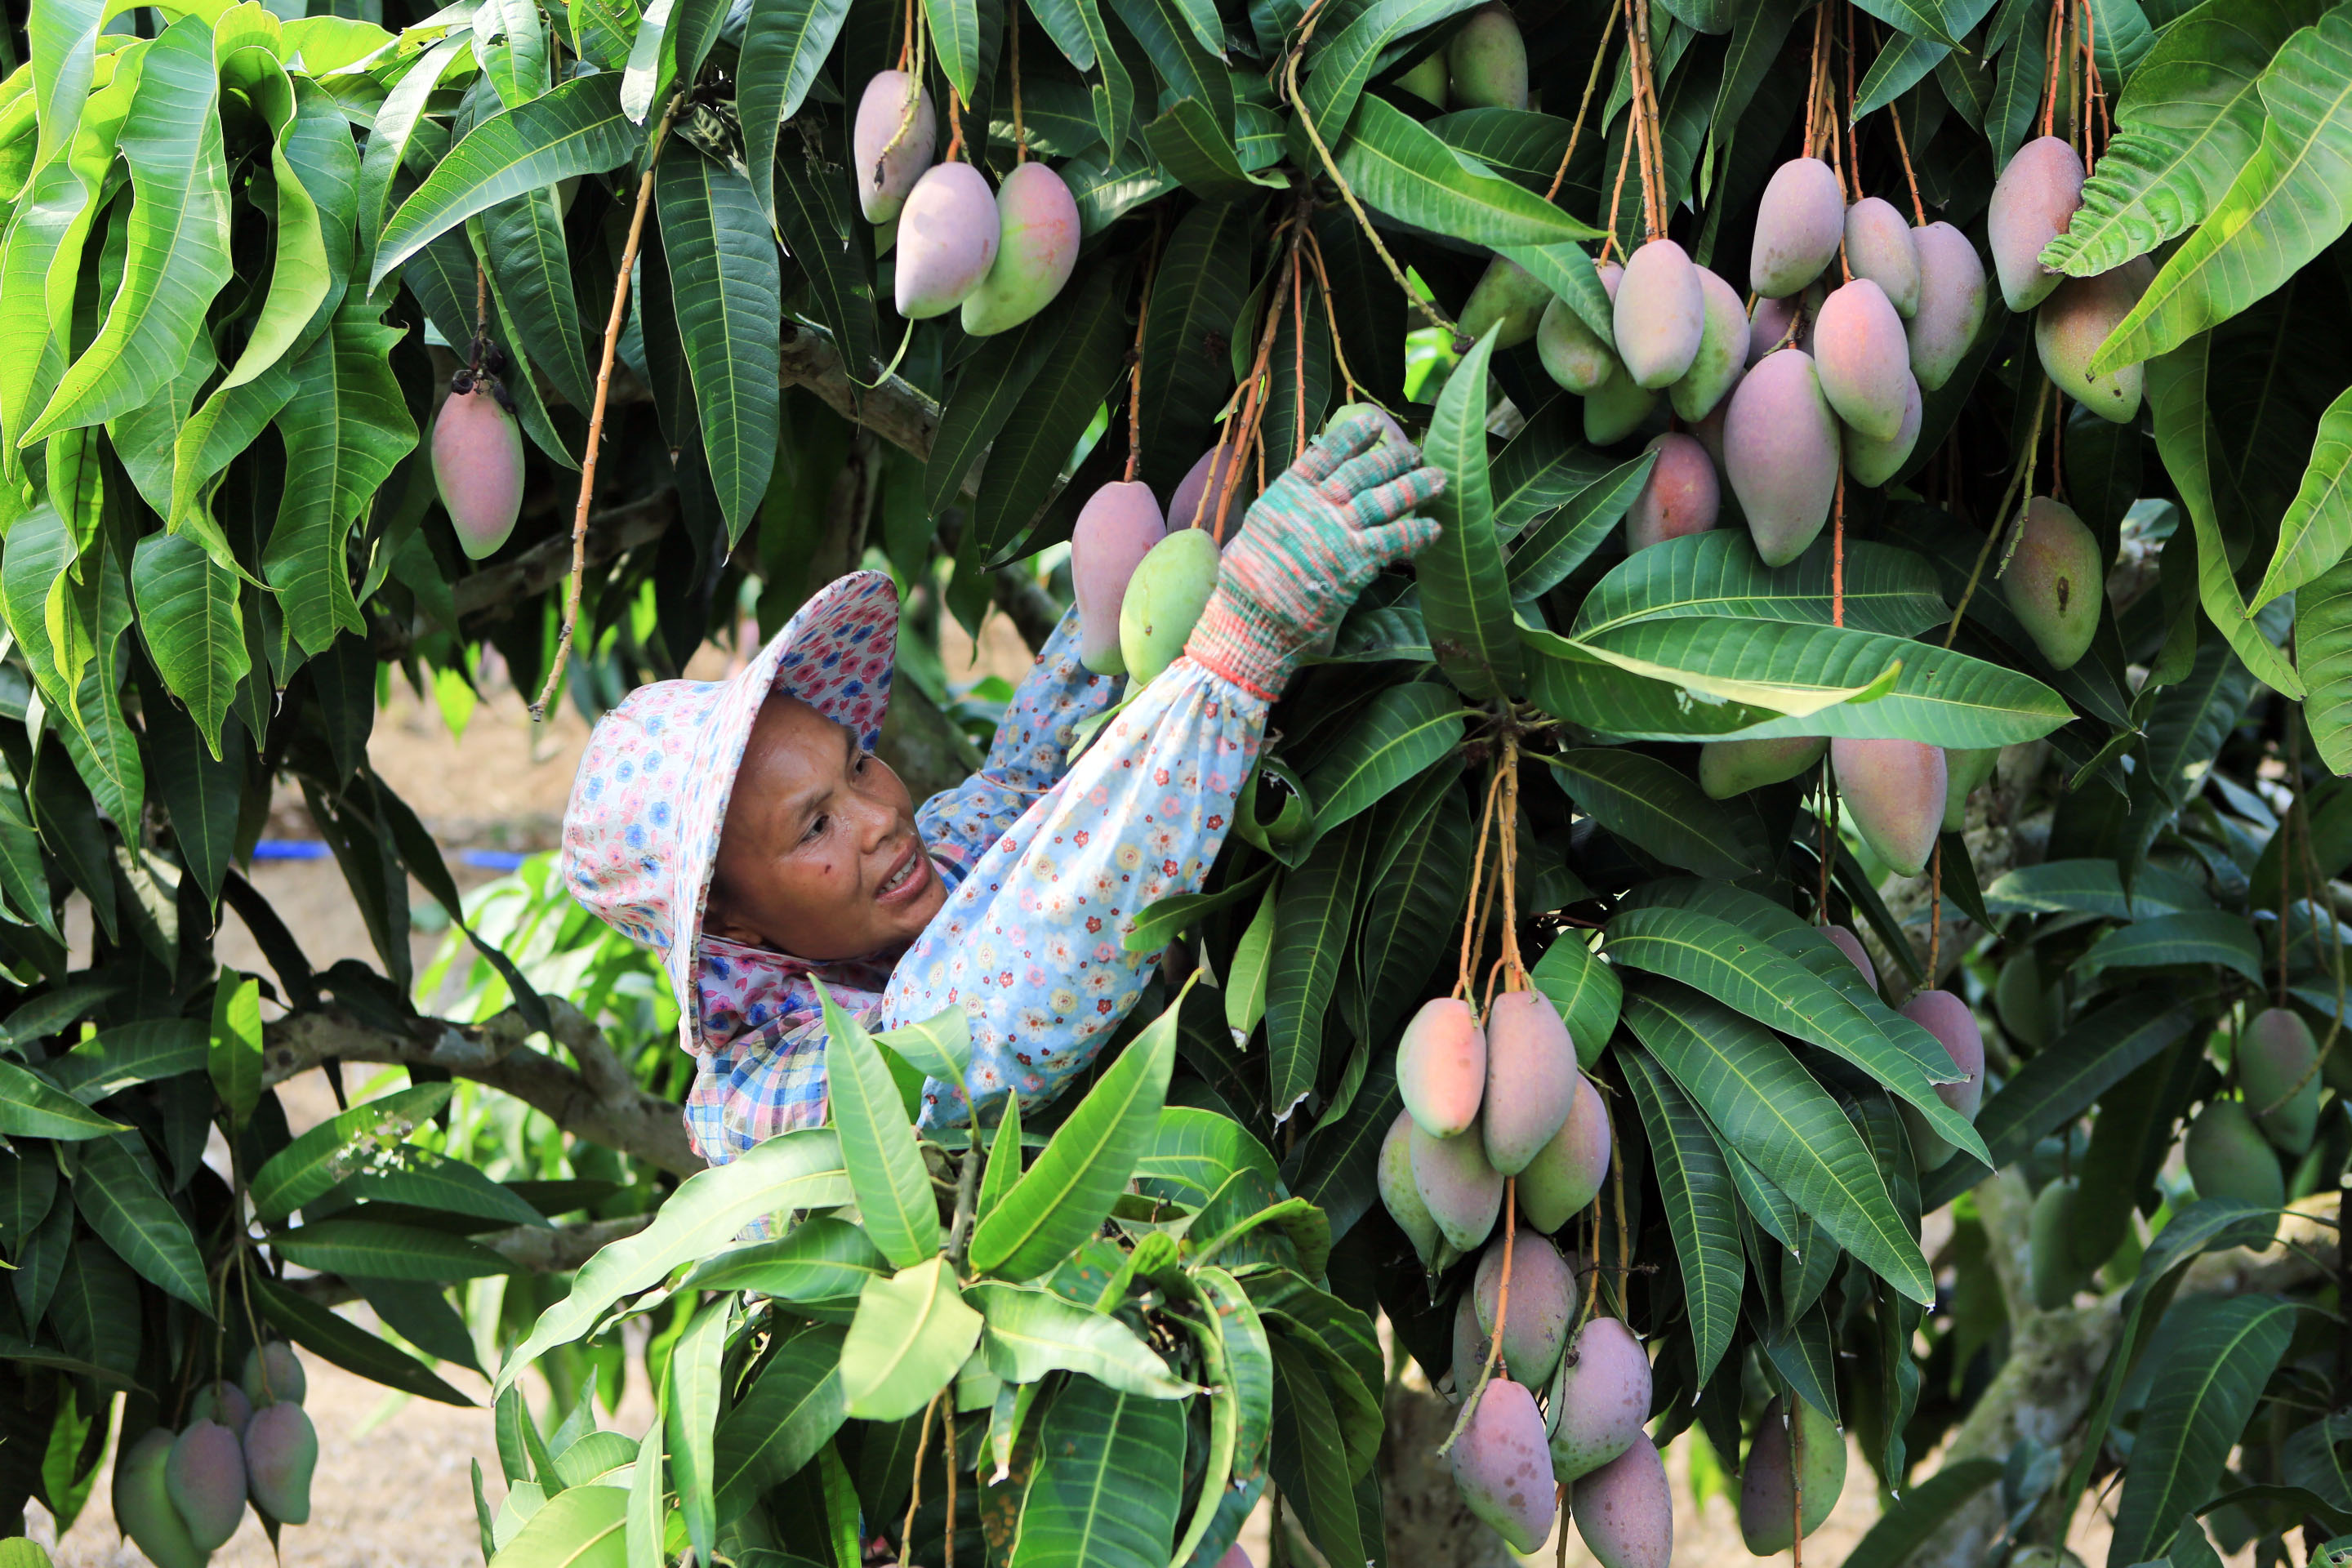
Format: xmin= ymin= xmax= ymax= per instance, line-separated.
xmin=560 ymin=412 xmax=1444 ymax=1164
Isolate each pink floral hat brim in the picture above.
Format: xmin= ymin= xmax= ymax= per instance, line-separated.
xmin=559 ymin=570 xmax=902 ymax=1051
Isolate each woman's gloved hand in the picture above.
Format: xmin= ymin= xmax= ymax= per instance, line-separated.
xmin=1183 ymin=412 xmax=1447 ymax=697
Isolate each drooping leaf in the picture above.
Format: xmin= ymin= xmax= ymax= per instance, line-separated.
xmin=814 ymin=982 xmax=941 ymax=1269
xmin=1264 ymin=819 xmax=1368 ymax=1124
xmin=70 ymin=1134 xmax=210 ymax=1311
xmin=712 ymin=1319 xmax=846 ymax=1513
xmin=131 ymin=531 xmax=247 ymax=755
xmin=1305 ymin=683 xmax=1464 ymax=832
xmin=1503 ymin=450 xmax=1656 ymax=598
xmin=1620 ymin=1044 xmax=1743 ymax=1383
xmin=1549 ymin=750 xmax=1765 ymax=879
xmin=249 ymin=1080 xmax=457 ymax=1224
xmin=481 ymin=187 xmax=594 ymax=412
xmin=270 ymin=1218 xmax=517 ymax=1281
xmin=2253 ymin=381 xmax=2352 ymax=611
xmin=2078 ymin=911 xmax=2267 ymax=986
xmin=657 ymin=150 xmax=783 ymax=541
xmin=2299 ymin=553 xmax=2352 ymax=773
xmin=971 ymin=1281 xmax=1195 ymax=1395
xmin=1335 ymin=95 xmax=1603 ymax=248
xmin=740 ymin=0 xmax=853 ymax=220
xmin=840 ymin=1256 xmax=983 ymax=1421
xmin=1414 ymin=326 xmax=1521 ymax=699
xmin=1009 ymin=1379 xmax=1187 ymax=1568
xmin=2109 ymin=1297 xmax=2298 ymax=1566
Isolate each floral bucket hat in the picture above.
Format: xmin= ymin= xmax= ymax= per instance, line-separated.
xmin=560 ymin=570 xmax=901 ymax=1053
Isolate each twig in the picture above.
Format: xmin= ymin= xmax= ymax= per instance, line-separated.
xmin=1437 ymin=1177 xmax=1519 ymax=1458
xmin=1832 ymin=466 xmax=1846 ymax=627
xmin=1889 ymin=84 xmax=1927 ymax=226
xmin=1928 ymin=841 xmax=1944 ymax=977
xmin=2040 ymin=0 xmax=2063 ymax=140
xmin=1457 ymin=766 xmax=1508 ymax=997
xmin=1545 ymin=0 xmax=1619 ymax=203
xmin=1944 ymin=377 xmax=2051 ymax=646
xmin=532 ymin=94 xmax=685 ymax=721
xmin=1817 ymin=758 xmax=1837 ymax=921
xmin=1290 ymin=241 xmax=1308 ymax=461
xmin=902 ymin=1393 xmax=942 ymax=1555
xmin=1606 ymin=1087 xmax=1631 ymax=1307
xmin=1125 ymin=222 xmax=1160 ymax=483
xmin=1790 ymin=1394 xmax=1808 ymax=1568
xmin=1010 ymin=0 xmax=1026 ymax=162
xmin=1300 ymin=227 xmax=1370 ymax=403
xmin=1843 ymin=0 xmax=1860 ymax=203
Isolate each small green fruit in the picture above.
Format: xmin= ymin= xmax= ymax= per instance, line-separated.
xmin=1117 ymin=528 xmax=1222 ymax=684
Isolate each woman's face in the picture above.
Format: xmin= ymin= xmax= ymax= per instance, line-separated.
xmin=704 ymin=694 xmax=947 ymax=961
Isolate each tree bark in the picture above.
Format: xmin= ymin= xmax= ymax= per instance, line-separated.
xmin=286 ymin=1215 xmax=654 ymax=1307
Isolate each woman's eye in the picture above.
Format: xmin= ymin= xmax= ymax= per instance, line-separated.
xmin=804 ymin=814 xmax=828 ymax=843
xmin=853 ymin=751 xmax=871 ymax=773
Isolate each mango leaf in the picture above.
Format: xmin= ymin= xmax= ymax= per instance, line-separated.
xmin=1305 ymin=684 xmax=1463 ymax=832
xmin=207 ymin=970 xmax=262 ymax=1129
xmin=840 ymin=1256 xmax=982 ymax=1421
xmin=1298 ymin=0 xmax=1481 ymax=146
xmin=481 ymin=188 xmax=594 ymax=412
xmin=1138 ymin=201 xmax=1252 ymax=489
xmin=2253 ymin=381 xmax=2352 ymax=610
xmin=250 ymin=1081 xmax=455 ymax=1224
xmin=335 ymin=1149 xmax=556 ymax=1231
xmin=1503 ymin=450 xmax=1655 ymax=599
xmin=1982 ymin=858 xmax=2214 ymax=918
xmin=970 ymin=1281 xmax=1195 ymax=1395
xmin=679 ymin=1216 xmax=888 ymax=1303
xmin=712 ymin=1321 xmax=846 ymax=1513
xmin=49 ymin=1019 xmax=209 ymax=1102
xmin=1144 ymin=99 xmax=1257 ymax=202
xmin=1549 ymin=750 xmax=1764 ymax=879
xmin=26 ymin=0 xmax=105 ymax=169
xmin=1620 ymin=1044 xmax=1743 ymax=1383
xmin=488 ymin=1483 xmax=627 ymax=1567
xmin=2087 ymin=9 xmax=2352 ymax=375
xmin=1529 ymin=929 xmax=1619 ymax=1068
xmin=1572 ymin=532 xmax=1949 ymax=639
xmin=1265 ymin=819 xmax=1368 ymax=1124
xmin=657 ymin=150 xmax=782 ymax=542
xmin=2300 ymin=553 xmax=2352 ymax=773
xmin=968 ymin=982 xmax=1183 ymax=1281
xmin=2078 ymin=911 xmax=2267 ymax=985
xmin=252 ymin=1276 xmax=477 ymax=1406
xmin=2109 ymin=1297 xmax=2297 ymax=1566
xmin=1008 ymin=1380 xmax=1186 ymax=1568
xmin=1357 ymin=777 xmax=1471 ymax=1039
xmin=1135 ymin=1107 xmax=1281 ymax=1207
xmin=1839 ymin=1459 xmax=2005 ymax=1568
xmin=972 ymin=269 xmax=1129 ymax=559
xmin=814 ymin=982 xmax=940 ymax=1270
xmin=0 ymin=1058 xmax=122 ymax=1140
xmin=351 ymin=36 xmax=473 ymax=290
xmin=1335 ymin=95 xmax=1603 ymax=247
xmin=270 ymin=1218 xmax=516 ymax=1281
xmin=740 ymin=0 xmax=854 ymax=221
xmin=71 ymin=1134 xmax=210 ymax=1311
xmin=1850 ymin=0 xmax=1963 ymax=49
xmin=131 ymin=531 xmax=247 ymax=755
xmin=1414 ymin=327 xmax=1521 ymax=698
xmin=665 ymin=1298 xmax=733 ymax=1563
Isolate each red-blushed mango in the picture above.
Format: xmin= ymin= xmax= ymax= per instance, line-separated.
xmin=1119 ymin=528 xmax=1221 ymax=683
xmin=1725 ymin=349 xmax=1838 ymax=565
xmin=853 ymin=70 xmax=937 ymax=223
xmin=189 ymin=1380 xmax=253 ymax=1438
xmin=1699 ymin=735 xmax=1826 ymax=799
xmin=961 ymin=161 xmax=1079 ymax=336
xmin=1379 ymin=1109 xmax=1445 ymax=1267
xmin=1669 ymin=266 xmax=1748 ymax=421
xmin=1614 ymin=239 xmax=1705 ymax=390
xmin=1900 ymin=987 xmax=1986 ymax=1169
xmin=1846 ymin=197 xmax=1922 ymax=316
xmin=1447 ymin=7 xmax=1529 ymax=110
xmin=1814 ymin=278 xmax=1911 ymax=440
xmin=2029 ymin=1176 xmax=2088 ymax=1308
xmin=242 ymin=1341 xmax=305 ymax=1408
xmin=1473 ymin=1233 xmax=1577 ymax=1386
xmin=1584 ymin=364 xmax=1659 ymax=446
xmin=1451 ymin=1285 xmax=1488 ymax=1396
xmin=1574 ymin=1432 xmax=1673 ymax=1568
xmin=1909 ymin=220 xmax=1988 ymax=390
xmin=2243 ymin=1006 xmax=2321 ymax=1154
xmin=115 ymin=1428 xmax=208 ymax=1568
xmin=1751 ymin=158 xmax=1844 ymax=298
xmin=1070 ymin=480 xmax=1165 ymax=675
xmin=2187 ymin=1098 xmax=2285 ymax=1214
xmin=1989 ymin=136 xmax=2085 ymax=312
xmin=1738 ymin=1397 xmax=1845 ymax=1556
xmin=2036 ymin=257 xmax=2153 ymax=423
xmin=167 ymin=1419 xmax=248 ymax=1551
xmin=1692 ymin=402 xmax=1728 ymax=473
xmin=2003 ymin=496 xmax=2102 ymax=670
xmin=1539 ymin=294 xmax=1619 ymax=394
xmin=1400 ymin=996 xmax=1487 ymax=1138
xmin=1214 ymin=1546 xmax=1253 ymax=1568
xmin=1944 ymin=746 xmax=1999 ymax=831
xmin=894 ymin=163 xmax=999 ymax=318
xmin=1825 ymin=924 xmax=1878 ymax=992
xmin=1748 ymin=293 xmax=1799 ymax=367
xmin=1483 ymin=990 xmax=1578 ymax=1174
xmin=1460 ymin=256 xmax=1552 ymax=350
xmin=1832 ymin=737 xmax=1946 ymax=876
xmin=1626 ymin=433 xmax=1718 ymax=552
xmin=1842 ymin=372 xmax=1921 ymax=488
xmin=1168 ymin=442 xmax=1250 ymax=538
xmin=1400 ymin=51 xmax=1450 ymax=107
xmin=1547 ymin=1316 xmax=1650 ymax=1483
xmin=1450 ymin=1377 xmax=1555 ymax=1552
xmin=1518 ymin=1071 xmax=1609 ymax=1232
xmin=1412 ymin=1118 xmax=1504 ymax=1251
xmin=432 ymin=384 xmax=524 ymax=560
xmin=243 ymin=1401 xmax=317 ymax=1525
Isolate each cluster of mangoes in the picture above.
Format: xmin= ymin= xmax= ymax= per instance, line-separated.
xmin=1702 ymin=730 xmax=2002 ymax=880
xmin=852 ymin=72 xmax=1080 ymax=331
xmin=1397 ymin=5 xmax=1530 ymax=113
xmin=114 ymin=1343 xmax=318 ymax=1568
xmin=432 ymin=371 xmax=527 ymax=560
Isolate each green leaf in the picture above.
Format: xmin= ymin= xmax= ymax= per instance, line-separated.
xmin=336 ymin=1148 xmax=557 ymax=1231
xmin=1143 ymin=98 xmax=1257 ymax=202
xmin=922 ymin=0 xmax=981 ymax=98
xmin=1529 ymin=929 xmax=1619 ymax=1068
xmin=1266 ymin=819 xmax=1369 ymax=1122
xmin=1619 ymin=1044 xmax=1742 ymax=1383
xmin=2078 ymin=911 xmax=2266 ymax=985
xmin=0 ymin=755 xmax=57 ymax=941
xmin=482 ymin=188 xmax=594 ymax=412
xmin=769 ymin=119 xmax=877 ymax=390
xmin=1134 ymin=1107 xmax=1281 ymax=1207
xmin=488 ymin=1482 xmax=628 ymax=1568
xmin=254 ymin=1272 xmax=478 ymax=1404
xmin=1264 ymin=1337 xmax=1363 ymax=1565
xmin=1573 ymin=532 xmax=1949 ymax=639
xmin=1335 ymin=94 xmax=1603 ymax=248
xmin=971 ymin=269 xmax=1128 ymax=559
xmin=207 ymin=970 xmax=262 ymax=1128
xmin=1124 ymin=864 xmax=1273 ymax=954
xmin=1849 ymin=0 xmax=1963 ymax=48
xmin=0 ymin=1058 xmax=120 ymax=1140
xmin=1357 ymin=773 xmax=1471 ymax=1038
xmin=968 ymin=982 xmax=1183 ymax=1281
xmin=1415 ymin=326 xmax=1521 ymax=698
xmin=271 ymin=1218 xmax=516 ymax=1281
xmin=2299 ymin=553 xmax=2352 ymax=773
xmin=714 ymin=1323 xmax=848 ymax=1515
xmin=49 ymin=1018 xmax=207 ymax=1102
xmin=1305 ymin=684 xmax=1463 ymax=832
xmin=1009 ymin=1380 xmax=1186 ymax=1568
xmin=813 ymin=982 xmax=939 ymax=1268
xmin=249 ymin=1082 xmax=457 ymax=1224
xmin=2253 ymin=381 xmax=2352 ymax=610
xmin=1548 ymin=750 xmax=1764 ymax=878
xmin=875 ymin=1006 xmax=973 ymax=1087
xmin=372 ymin=72 xmax=644 ymax=288
xmin=657 ymin=150 xmax=782 ymax=541
xmin=840 ymin=1256 xmax=983 ymax=1421
xmin=131 ymin=531 xmax=247 ymax=755
xmin=740 ymin=0 xmax=853 ymax=221
xmin=2110 ymin=1297 xmax=2298 ymax=1566
xmin=978 ymin=1093 xmax=1023 ymax=1224
xmin=1299 ymin=0 xmax=1481 ymax=149
xmin=1839 ymin=1459 xmax=2004 ymax=1568
xmin=1138 ymin=201 xmax=1252 ymax=490
xmin=2087 ymin=9 xmax=2352 ymax=374
xmin=1982 ymin=858 xmax=2215 ymax=918
xmin=665 ymin=1298 xmax=733 ymax=1564
xmin=679 ymin=1215 xmax=888 ymax=1302
xmin=70 ymin=1134 xmax=209 ymax=1311
xmin=1623 ymin=982 xmax=1933 ymax=1305
xmin=971 ymin=1281 xmax=1194 ymax=1395
xmin=1503 ymin=450 xmax=1655 ymax=598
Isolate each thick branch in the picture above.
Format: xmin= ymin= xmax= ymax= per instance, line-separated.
xmin=262 ymin=999 xmax=698 ymax=1178
xmin=935 ymin=508 xmax=1066 ymax=653
xmin=778 ymin=323 xmax=945 ymax=463
xmin=283 ymin=1215 xmax=654 ymax=1308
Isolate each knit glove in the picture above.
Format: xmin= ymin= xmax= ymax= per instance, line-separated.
xmin=1183 ymin=412 xmax=1447 ymax=698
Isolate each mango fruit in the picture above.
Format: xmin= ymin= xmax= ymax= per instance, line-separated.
xmin=1908 ymin=220 xmax=1989 ymax=391
xmin=1546 ymin=1316 xmax=1650 ymax=1483
xmin=2035 ymin=257 xmax=2153 ymax=424
xmin=243 ymin=1401 xmax=317 ymax=1525
xmin=1842 ymin=372 xmax=1922 ymax=488
xmin=432 ymin=383 xmax=525 ymax=561
xmin=853 ymin=70 xmax=937 ymax=223
xmin=1626 ymin=433 xmax=1719 ymax=553
xmin=1738 ymin=1397 xmax=1845 ymax=1556
xmin=167 ymin=1419 xmax=248 ymax=1551
xmin=1943 ymin=746 xmax=2000 ymax=831
xmin=1996 ymin=948 xmax=2056 ymax=1049
xmin=115 ymin=1428 xmax=208 ymax=1568
xmin=1989 ymin=136 xmax=2085 ymax=312
xmin=2242 ymin=1006 xmax=2321 ymax=1155
xmin=1517 ymin=1071 xmax=1610 ymax=1232
xmin=1614 ymin=239 xmax=1705 ymax=390
xmin=1900 ymin=987 xmax=1986 ymax=1170
xmin=2029 ymin=1176 xmax=2087 ymax=1309
xmin=2003 ymin=496 xmax=2102 ymax=670
xmin=1168 ymin=442 xmax=1250 ymax=538
xmin=1750 ymin=158 xmax=1844 ymax=299
xmin=1119 ymin=528 xmax=1221 ymax=684
xmin=1400 ymin=51 xmax=1450 ymax=108
xmin=1215 ymin=1545 xmax=1254 ymax=1568
xmin=1400 ymin=996 xmax=1487 ymax=1138
xmin=1575 ymin=1432 xmax=1673 ymax=1568
xmin=1447 ymin=7 xmax=1529 ymax=110
xmin=1825 ymin=924 xmax=1878 ymax=992
xmin=893 ymin=163 xmax=999 ymax=319
xmin=1323 ymin=401 xmax=1412 ymax=449
xmin=1379 ymin=1109 xmax=1445 ymax=1267
xmin=1539 ymin=294 xmax=1619 ymax=394
xmin=1452 ymin=1377 xmax=1555 ymax=1551
xmin=1692 ymin=401 xmax=1729 ymax=473
xmin=1584 ymin=365 xmax=1659 ymax=446
xmin=1814 ymin=278 xmax=1911 ymax=441
xmin=189 ymin=1381 xmax=253 ymax=1439
xmin=1070 ymin=480 xmax=1166 ymax=675
xmin=960 ymin=161 xmax=1079 ymax=336
xmin=1452 ymin=1286 xmax=1489 ymax=1397
xmin=1460 ymin=256 xmax=1552 ymax=351
xmin=2187 ymin=1098 xmax=2285 ymax=1213
xmin=1833 ymin=737 xmax=1945 ymax=877
xmin=1483 ymin=990 xmax=1579 ymax=1175
xmin=1412 ymin=1118 xmax=1504 ymax=1251
xmin=1668 ymin=266 xmax=1748 ymax=422
xmin=242 ymin=1342 xmax=305 ymax=1408
xmin=1699 ymin=735 xmax=1827 ymax=800
xmin=1748 ymin=293 xmax=1799 ymax=367
xmin=1473 ymin=1234 xmax=1577 ymax=1386
xmin=1725 ymin=350 xmax=1838 ymax=566
xmin=1846 ymin=196 xmax=1922 ymax=317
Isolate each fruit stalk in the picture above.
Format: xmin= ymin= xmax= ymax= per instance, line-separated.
xmin=1437 ymin=1176 xmax=1518 ymax=1458
xmin=1543 ymin=0 xmax=1619 ymax=203
xmin=901 ymin=1391 xmax=941 ymax=1553
xmin=1944 ymin=376 xmax=2051 ymax=647
xmin=1887 ymin=78 xmax=1927 ymax=227
xmin=1125 ymin=222 xmax=1158 ymax=483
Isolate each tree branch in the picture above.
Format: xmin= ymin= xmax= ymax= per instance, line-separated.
xmin=778 ymin=323 xmax=946 ymax=465
xmin=283 ymin=1215 xmax=655 ymax=1308
xmin=935 ymin=508 xmax=1067 ymax=653
xmin=261 ymin=999 xmax=699 ymax=1178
